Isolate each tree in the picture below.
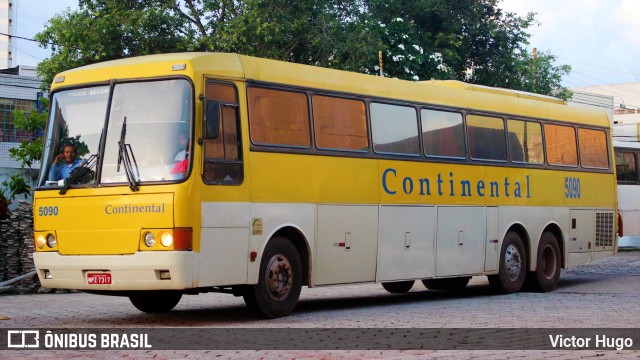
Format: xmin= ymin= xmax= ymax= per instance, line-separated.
xmin=364 ymin=0 xmax=571 ymax=98
xmin=2 ymin=97 xmax=49 ymax=202
xmin=34 ymin=0 xmax=570 ymax=95
xmin=35 ymin=0 xmax=190 ymax=86
xmin=35 ymin=0 xmax=379 ymax=85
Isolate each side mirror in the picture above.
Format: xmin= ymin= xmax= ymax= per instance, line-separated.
xmin=205 ymin=100 xmax=220 ymax=139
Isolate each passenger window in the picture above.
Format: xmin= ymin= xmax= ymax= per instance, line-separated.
xmin=203 ymin=82 xmax=243 ymax=184
xmin=370 ymin=102 xmax=419 ymax=155
xmin=467 ymin=114 xmax=507 ymax=161
xmin=248 ymin=87 xmax=310 ymax=147
xmin=421 ymin=109 xmax=465 ymax=158
xmin=615 ymin=151 xmax=637 ymax=182
xmin=507 ymin=119 xmax=543 ymax=164
xmin=312 ymin=95 xmax=368 ymax=151
xmin=579 ymin=128 xmax=609 ymax=168
xmin=545 ymin=124 xmax=578 ymax=166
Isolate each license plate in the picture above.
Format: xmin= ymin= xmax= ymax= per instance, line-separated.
xmin=87 ymin=273 xmax=112 ymax=285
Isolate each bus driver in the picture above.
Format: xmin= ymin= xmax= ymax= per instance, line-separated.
xmin=48 ymin=144 xmax=82 ymax=181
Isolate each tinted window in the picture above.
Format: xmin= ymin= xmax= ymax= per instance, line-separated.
xmin=313 ymin=95 xmax=368 ymax=151
xmin=467 ymin=114 xmax=506 ymax=161
xmin=203 ymin=82 xmax=243 ymax=184
xmin=545 ymin=124 xmax=577 ymax=166
xmin=615 ymin=151 xmax=637 ymax=182
xmin=248 ymin=87 xmax=310 ymax=147
xmin=507 ymin=119 xmax=543 ymax=163
xmin=578 ymin=128 xmax=609 ymax=168
xmin=421 ymin=109 xmax=465 ymax=158
xmin=370 ymin=103 xmax=419 ymax=155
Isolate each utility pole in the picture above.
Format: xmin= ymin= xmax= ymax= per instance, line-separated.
xmin=532 ymin=47 xmax=537 ymax=92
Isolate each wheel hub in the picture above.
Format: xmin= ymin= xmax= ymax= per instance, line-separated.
xmin=266 ymin=254 xmax=292 ymax=301
xmin=505 ymin=244 xmax=522 ymax=281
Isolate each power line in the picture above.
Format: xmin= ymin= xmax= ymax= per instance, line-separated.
xmin=0 ymin=32 xmax=82 ymax=51
xmin=0 ymin=38 xmax=45 ymax=63
xmin=0 ymin=32 xmax=55 ymax=48
xmin=558 ymin=56 xmax=640 ymax=78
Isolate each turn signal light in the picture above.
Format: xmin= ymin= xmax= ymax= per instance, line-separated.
xmin=173 ymin=228 xmax=192 ymax=251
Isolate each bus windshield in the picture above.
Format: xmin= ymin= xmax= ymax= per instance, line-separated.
xmin=38 ymin=79 xmax=192 ymax=189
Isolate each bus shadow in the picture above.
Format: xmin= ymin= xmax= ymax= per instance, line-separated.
xmin=86 ymin=283 xmax=498 ymax=326
xmin=294 ymin=283 xmax=497 ymax=314
xmin=90 ymin=275 xmax=607 ymax=326
xmin=136 ymin=283 xmax=501 ymax=324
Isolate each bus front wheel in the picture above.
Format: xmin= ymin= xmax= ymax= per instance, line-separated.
xmin=488 ymin=231 xmax=527 ymax=294
xmin=243 ymin=236 xmax=302 ymax=318
xmin=129 ymin=291 xmax=182 ymax=313
xmin=525 ymin=232 xmax=561 ymax=292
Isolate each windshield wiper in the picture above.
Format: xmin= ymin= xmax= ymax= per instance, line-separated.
xmin=58 ymin=154 xmax=97 ymax=195
xmin=117 ymin=116 xmax=140 ymax=191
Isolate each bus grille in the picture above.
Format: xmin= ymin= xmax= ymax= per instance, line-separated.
xmin=595 ymin=212 xmax=614 ymax=247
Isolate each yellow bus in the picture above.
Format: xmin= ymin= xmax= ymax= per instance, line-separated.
xmin=33 ymin=53 xmax=617 ymax=318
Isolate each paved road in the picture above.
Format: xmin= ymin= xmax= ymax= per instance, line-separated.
xmin=1 ymin=251 xmax=639 ymax=359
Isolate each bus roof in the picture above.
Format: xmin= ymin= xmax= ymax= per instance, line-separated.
xmin=52 ymin=52 xmax=609 ymax=128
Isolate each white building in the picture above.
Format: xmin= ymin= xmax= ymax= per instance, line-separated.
xmin=572 ymin=83 xmax=640 ymax=143
xmin=0 ymin=0 xmax=16 ymax=69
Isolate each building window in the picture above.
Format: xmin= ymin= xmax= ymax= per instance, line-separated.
xmin=0 ymin=98 xmax=37 ymax=142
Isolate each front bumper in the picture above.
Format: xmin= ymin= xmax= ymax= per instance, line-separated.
xmin=33 ymin=251 xmax=194 ymax=291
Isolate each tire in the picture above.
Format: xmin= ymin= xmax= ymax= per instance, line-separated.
xmin=381 ymin=280 xmax=415 ymax=293
xmin=422 ymin=277 xmax=471 ymax=291
xmin=129 ymin=291 xmax=182 ymax=313
xmin=488 ymin=231 xmax=527 ymax=294
xmin=243 ymin=236 xmax=303 ymax=318
xmin=525 ymin=232 xmax=561 ymax=292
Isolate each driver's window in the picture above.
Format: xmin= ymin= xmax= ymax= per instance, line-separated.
xmin=203 ymin=82 xmax=243 ymax=184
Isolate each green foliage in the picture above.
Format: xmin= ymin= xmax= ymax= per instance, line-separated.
xmin=1 ymin=173 xmax=31 ymax=201
xmin=34 ymin=0 xmax=571 ymax=99
xmin=8 ymin=98 xmax=47 ymax=168
xmin=4 ymin=97 xmax=48 ymax=202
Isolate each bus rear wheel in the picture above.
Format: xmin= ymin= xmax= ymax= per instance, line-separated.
xmin=525 ymin=232 xmax=561 ymax=292
xmin=422 ymin=277 xmax=471 ymax=291
xmin=129 ymin=291 xmax=182 ymax=313
xmin=381 ymin=280 xmax=415 ymax=293
xmin=488 ymin=231 xmax=527 ymax=294
xmin=243 ymin=236 xmax=302 ymax=318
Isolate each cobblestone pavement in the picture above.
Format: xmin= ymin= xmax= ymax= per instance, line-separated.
xmin=1 ymin=251 xmax=639 ymax=359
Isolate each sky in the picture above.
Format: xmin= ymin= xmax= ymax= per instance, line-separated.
xmin=10 ymin=0 xmax=640 ymax=89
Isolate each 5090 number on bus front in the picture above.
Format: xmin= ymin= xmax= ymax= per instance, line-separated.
xmin=38 ymin=206 xmax=59 ymax=216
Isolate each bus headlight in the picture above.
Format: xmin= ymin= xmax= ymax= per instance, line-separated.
xmin=144 ymin=232 xmax=156 ymax=247
xmin=160 ymin=232 xmax=173 ymax=247
xmin=36 ymin=235 xmax=46 ymax=249
xmin=46 ymin=233 xmax=57 ymax=248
